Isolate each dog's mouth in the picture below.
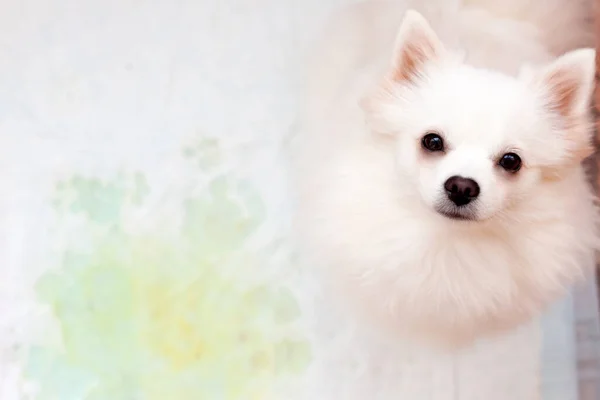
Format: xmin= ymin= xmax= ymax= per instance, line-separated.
xmin=436 ymin=208 xmax=476 ymax=221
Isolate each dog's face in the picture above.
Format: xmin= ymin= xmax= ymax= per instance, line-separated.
xmin=362 ymin=11 xmax=595 ymax=222
xmin=394 ymin=67 xmax=557 ymax=222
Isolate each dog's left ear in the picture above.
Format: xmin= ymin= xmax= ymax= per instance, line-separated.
xmin=360 ymin=10 xmax=445 ymax=135
xmin=534 ymin=48 xmax=596 ymax=161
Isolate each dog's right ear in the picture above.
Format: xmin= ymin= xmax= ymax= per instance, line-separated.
xmin=360 ymin=10 xmax=444 ymax=134
xmin=388 ymin=10 xmax=444 ymax=84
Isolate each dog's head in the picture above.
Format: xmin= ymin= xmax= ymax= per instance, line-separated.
xmin=298 ymin=9 xmax=598 ymax=346
xmin=361 ymin=11 xmax=595 ymax=223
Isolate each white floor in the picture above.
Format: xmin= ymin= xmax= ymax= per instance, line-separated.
xmin=0 ymin=0 xmax=598 ymax=399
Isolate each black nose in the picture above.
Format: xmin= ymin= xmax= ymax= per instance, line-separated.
xmin=444 ymin=176 xmax=480 ymax=206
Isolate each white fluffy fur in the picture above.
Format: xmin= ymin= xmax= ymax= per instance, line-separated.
xmin=292 ymin=0 xmax=598 ymax=350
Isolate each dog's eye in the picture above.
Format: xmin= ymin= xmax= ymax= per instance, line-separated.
xmin=421 ymin=133 xmax=444 ymax=152
xmin=498 ymin=153 xmax=522 ymax=172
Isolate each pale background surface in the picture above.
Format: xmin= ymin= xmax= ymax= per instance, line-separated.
xmin=0 ymin=0 xmax=598 ymax=399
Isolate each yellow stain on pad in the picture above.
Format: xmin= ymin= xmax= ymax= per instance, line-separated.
xmin=27 ymin=140 xmax=310 ymax=400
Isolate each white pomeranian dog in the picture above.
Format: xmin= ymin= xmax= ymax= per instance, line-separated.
xmin=292 ymin=0 xmax=598 ymax=349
